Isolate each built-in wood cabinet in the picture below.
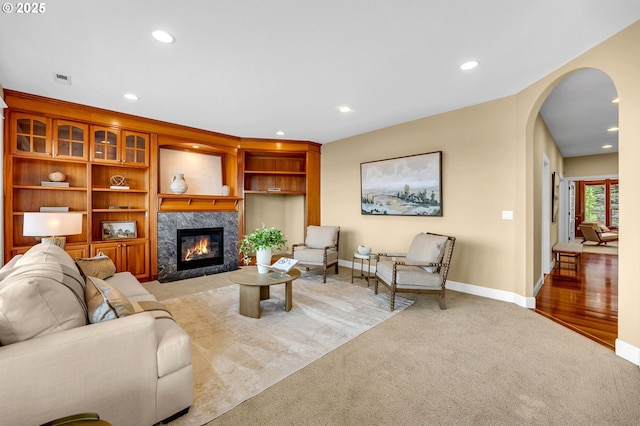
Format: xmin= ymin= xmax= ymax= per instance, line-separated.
xmin=4 ymin=105 xmax=151 ymax=279
xmin=3 ymin=90 xmax=321 ymax=280
xmin=90 ymin=240 xmax=150 ymax=280
xmin=91 ymin=127 xmax=149 ymax=166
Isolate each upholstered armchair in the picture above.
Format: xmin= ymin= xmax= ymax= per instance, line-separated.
xmin=292 ymin=226 xmax=340 ymax=283
xmin=374 ymin=232 xmax=455 ymax=311
xmin=579 ymin=221 xmax=618 ymax=245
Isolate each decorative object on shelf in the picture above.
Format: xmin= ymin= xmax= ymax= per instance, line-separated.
xmin=23 ymin=212 xmax=83 ymax=249
xmin=109 ymin=175 xmax=129 ymax=189
xmin=169 ymin=173 xmax=188 ymax=194
xmin=101 ymin=220 xmax=138 ymax=240
xmin=108 ymin=205 xmax=133 ymax=210
xmin=110 ymin=175 xmax=127 ymax=186
xmin=40 ymin=206 xmax=69 ymax=212
xmin=221 ymin=185 xmax=230 ymax=196
xmin=357 ymin=245 xmax=372 ymax=255
xmin=48 ymin=171 xmax=66 ymax=182
xmin=41 ymin=181 xmax=70 ymax=187
xmin=239 ymin=224 xmax=287 ymax=273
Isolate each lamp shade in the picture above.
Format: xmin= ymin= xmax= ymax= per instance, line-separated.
xmin=23 ymin=212 xmax=83 ymax=237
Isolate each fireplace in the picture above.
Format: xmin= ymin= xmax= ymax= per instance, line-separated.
xmin=177 ymin=227 xmax=224 ymax=271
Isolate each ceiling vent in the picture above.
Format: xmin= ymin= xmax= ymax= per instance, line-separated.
xmin=53 ymin=73 xmax=72 ymax=85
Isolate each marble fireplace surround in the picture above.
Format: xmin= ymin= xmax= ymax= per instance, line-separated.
xmin=157 ymin=212 xmax=239 ymax=282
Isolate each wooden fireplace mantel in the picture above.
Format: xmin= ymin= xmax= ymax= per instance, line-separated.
xmin=157 ymin=194 xmax=242 ymax=212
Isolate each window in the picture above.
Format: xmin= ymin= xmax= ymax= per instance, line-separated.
xmin=579 ymin=179 xmax=618 ymax=228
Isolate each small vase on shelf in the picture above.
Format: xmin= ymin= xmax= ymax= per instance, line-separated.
xmin=169 ymin=173 xmax=188 ymax=194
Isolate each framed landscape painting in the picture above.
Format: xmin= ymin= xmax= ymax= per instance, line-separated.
xmin=361 ymin=151 xmax=442 ymax=216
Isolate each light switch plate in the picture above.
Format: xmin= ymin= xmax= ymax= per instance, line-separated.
xmin=502 ymin=210 xmax=514 ymax=220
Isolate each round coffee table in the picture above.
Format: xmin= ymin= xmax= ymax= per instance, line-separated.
xmin=229 ymin=266 xmax=301 ymax=318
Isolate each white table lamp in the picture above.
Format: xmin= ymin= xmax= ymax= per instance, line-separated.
xmin=23 ymin=212 xmax=83 ymax=249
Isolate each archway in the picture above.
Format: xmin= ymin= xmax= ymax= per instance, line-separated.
xmin=533 ymin=68 xmax=619 ymax=347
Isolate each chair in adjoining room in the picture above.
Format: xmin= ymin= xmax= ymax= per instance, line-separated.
xmin=374 ymin=232 xmax=456 ymax=311
xmin=291 ymin=226 xmax=340 ymax=283
xmin=579 ymin=221 xmax=619 ymax=245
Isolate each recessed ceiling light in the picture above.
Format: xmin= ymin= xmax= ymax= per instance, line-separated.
xmin=338 ymin=106 xmax=352 ymax=113
xmin=460 ymin=60 xmax=479 ymax=71
xmin=152 ymin=30 xmax=175 ymax=44
xmin=602 ymin=144 xmax=613 ymax=149
xmin=611 ymin=97 xmax=619 ymax=103
xmin=192 ymin=145 xmax=199 ymax=149
xmin=123 ymin=93 xmax=139 ymax=101
xmin=607 ymin=126 xmax=619 ymax=132
xmin=276 ymin=131 xmax=285 ymax=136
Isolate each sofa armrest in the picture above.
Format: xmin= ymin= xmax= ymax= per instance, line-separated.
xmin=0 ymin=313 xmax=159 ymax=426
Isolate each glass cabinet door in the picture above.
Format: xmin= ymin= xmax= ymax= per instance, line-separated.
xmin=54 ymin=120 xmax=88 ymax=160
xmin=13 ymin=113 xmax=50 ymax=156
xmin=92 ymin=127 xmax=120 ymax=162
xmin=123 ymin=131 xmax=149 ymax=166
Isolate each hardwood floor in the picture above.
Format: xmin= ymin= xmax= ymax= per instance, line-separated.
xmin=535 ymin=251 xmax=618 ymax=350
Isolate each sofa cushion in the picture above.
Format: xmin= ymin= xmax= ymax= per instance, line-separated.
xmin=85 ymin=276 xmax=135 ymax=323
xmin=105 ymin=272 xmax=154 ymax=301
xmin=0 ymin=244 xmax=88 ymax=345
xmin=75 ymin=252 xmax=116 ymax=280
xmin=305 ymin=226 xmax=339 ymax=249
xmin=405 ymin=233 xmax=448 ymax=273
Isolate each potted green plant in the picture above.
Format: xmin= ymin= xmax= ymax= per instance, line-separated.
xmin=239 ymin=224 xmax=287 ymax=272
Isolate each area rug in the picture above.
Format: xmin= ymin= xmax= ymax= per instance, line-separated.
xmin=162 ymin=274 xmax=413 ymax=425
xmin=581 ymin=240 xmax=618 ymax=254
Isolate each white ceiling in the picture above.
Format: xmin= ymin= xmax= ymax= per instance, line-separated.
xmin=0 ymin=1 xmax=639 ymax=150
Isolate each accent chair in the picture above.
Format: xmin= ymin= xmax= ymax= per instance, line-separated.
xmin=579 ymin=221 xmax=618 ymax=245
xmin=291 ymin=226 xmax=340 ymax=283
xmin=374 ymin=232 xmax=455 ymax=311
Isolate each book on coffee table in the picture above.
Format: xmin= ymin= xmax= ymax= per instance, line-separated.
xmin=270 ymin=257 xmax=299 ymax=273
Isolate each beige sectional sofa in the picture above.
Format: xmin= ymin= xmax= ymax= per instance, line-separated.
xmin=0 ymin=243 xmax=193 ymax=426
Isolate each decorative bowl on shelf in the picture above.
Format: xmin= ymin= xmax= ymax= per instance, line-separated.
xmin=48 ymin=171 xmax=66 ymax=182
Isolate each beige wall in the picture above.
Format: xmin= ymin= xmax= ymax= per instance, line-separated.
xmin=322 ymin=21 xmax=640 ymax=358
xmin=323 ymin=96 xmax=519 ymax=294
xmin=564 ymin=153 xmax=618 ymax=178
xmin=245 ymin=194 xmax=305 ymax=253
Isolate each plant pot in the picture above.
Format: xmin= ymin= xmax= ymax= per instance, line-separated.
xmin=255 ymin=247 xmax=272 ymax=273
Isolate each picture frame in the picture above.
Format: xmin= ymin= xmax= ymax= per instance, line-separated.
xmin=552 ymin=172 xmax=559 ymax=223
xmin=361 ymin=151 xmax=442 ymax=216
xmin=101 ymin=220 xmax=137 ymax=240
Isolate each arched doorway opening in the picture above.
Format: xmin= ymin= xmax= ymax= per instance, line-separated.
xmin=534 ymin=68 xmax=619 ymax=349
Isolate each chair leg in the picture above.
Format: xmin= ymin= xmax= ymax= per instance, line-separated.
xmin=390 ymin=289 xmax=396 ymax=312
xmin=323 ymin=265 xmax=327 ymax=283
xmin=439 ymin=288 xmax=446 ymax=310
xmin=334 ymin=262 xmax=339 ymax=274
xmin=374 ymin=277 xmax=379 ymax=294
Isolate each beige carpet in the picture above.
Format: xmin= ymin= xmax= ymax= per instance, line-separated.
xmin=160 ymin=272 xmax=413 ymax=425
xmin=147 ymin=267 xmax=640 ymax=426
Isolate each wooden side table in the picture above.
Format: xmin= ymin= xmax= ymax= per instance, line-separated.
xmin=351 ymin=253 xmax=378 ymax=286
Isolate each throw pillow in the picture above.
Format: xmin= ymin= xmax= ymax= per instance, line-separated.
xmin=85 ymin=276 xmax=135 ymax=323
xmin=405 ymin=233 xmax=448 ymax=273
xmin=76 ymin=252 xmax=116 ymax=280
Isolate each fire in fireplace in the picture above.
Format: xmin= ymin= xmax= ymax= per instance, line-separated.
xmin=177 ymin=227 xmax=224 ymax=271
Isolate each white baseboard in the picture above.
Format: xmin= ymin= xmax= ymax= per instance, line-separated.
xmin=616 ymin=339 xmax=640 ymax=367
xmin=446 ymin=280 xmax=536 ymax=309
